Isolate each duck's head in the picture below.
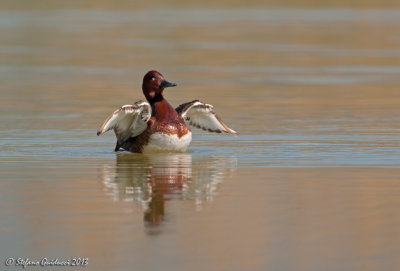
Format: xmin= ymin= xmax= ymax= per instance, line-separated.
xmin=142 ymin=70 xmax=177 ymax=101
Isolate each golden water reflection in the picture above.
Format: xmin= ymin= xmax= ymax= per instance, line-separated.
xmin=1 ymin=3 xmax=400 ymax=270
xmin=101 ymin=153 xmax=237 ymax=229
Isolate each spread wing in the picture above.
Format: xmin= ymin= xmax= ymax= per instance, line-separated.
xmin=176 ymin=100 xmax=237 ymax=136
xmin=97 ymin=100 xmax=151 ymax=142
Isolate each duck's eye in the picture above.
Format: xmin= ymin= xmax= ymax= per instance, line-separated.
xmin=151 ymin=76 xmax=156 ymax=81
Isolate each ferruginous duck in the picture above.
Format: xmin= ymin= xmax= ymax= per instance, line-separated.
xmin=97 ymin=70 xmax=237 ymax=153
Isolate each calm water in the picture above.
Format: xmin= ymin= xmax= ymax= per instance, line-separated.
xmin=1 ymin=3 xmax=400 ymax=271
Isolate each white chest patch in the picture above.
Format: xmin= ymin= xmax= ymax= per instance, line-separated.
xmin=142 ymin=132 xmax=192 ymax=153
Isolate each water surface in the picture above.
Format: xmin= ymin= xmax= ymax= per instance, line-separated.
xmin=1 ymin=4 xmax=400 ymax=271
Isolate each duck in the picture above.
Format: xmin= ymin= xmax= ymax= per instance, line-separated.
xmin=97 ymin=70 xmax=237 ymax=153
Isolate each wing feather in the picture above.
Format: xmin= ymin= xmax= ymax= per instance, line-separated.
xmin=97 ymin=100 xmax=151 ymax=142
xmin=176 ymin=100 xmax=237 ymax=136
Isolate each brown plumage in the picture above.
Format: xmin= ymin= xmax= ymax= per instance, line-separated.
xmin=97 ymin=70 xmax=237 ymax=153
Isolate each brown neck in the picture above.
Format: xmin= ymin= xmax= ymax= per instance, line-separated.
xmin=145 ymin=91 xmax=163 ymax=103
xmin=151 ymin=96 xmax=177 ymax=121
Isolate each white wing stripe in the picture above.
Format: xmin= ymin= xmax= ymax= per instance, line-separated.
xmin=97 ymin=101 xmax=152 ymax=142
xmin=176 ymin=100 xmax=237 ymax=136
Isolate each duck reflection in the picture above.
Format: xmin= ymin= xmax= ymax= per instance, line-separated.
xmin=101 ymin=152 xmax=236 ymax=228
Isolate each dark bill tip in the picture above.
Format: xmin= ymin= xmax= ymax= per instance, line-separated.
xmin=160 ymin=80 xmax=177 ymax=89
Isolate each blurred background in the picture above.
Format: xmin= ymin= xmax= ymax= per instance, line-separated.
xmin=1 ymin=1 xmax=400 ymax=271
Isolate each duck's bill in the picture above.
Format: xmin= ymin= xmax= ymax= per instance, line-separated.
xmin=160 ymin=80 xmax=177 ymax=88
